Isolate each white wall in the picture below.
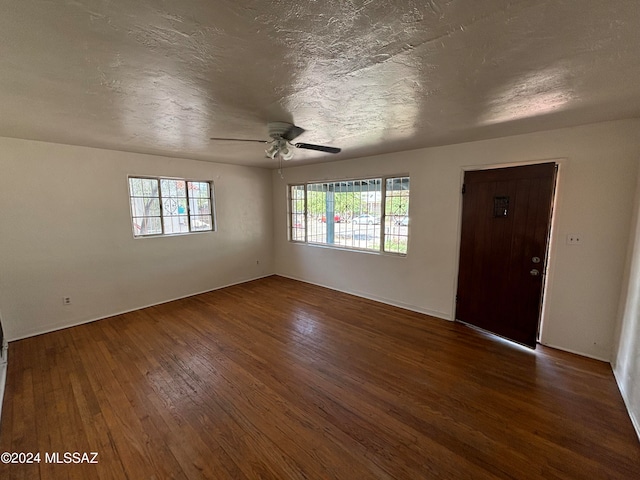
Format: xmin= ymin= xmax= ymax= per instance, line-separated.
xmin=273 ymin=119 xmax=640 ymax=361
xmin=0 ymin=137 xmax=274 ymax=340
xmin=0 ymin=121 xmax=638 ymax=427
xmin=1 ymin=119 xmax=637 ymax=364
xmin=613 ymin=164 xmax=640 ymax=439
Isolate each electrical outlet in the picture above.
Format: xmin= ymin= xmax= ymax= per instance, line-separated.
xmin=63 ymin=297 xmax=71 ymax=305
xmin=566 ymin=234 xmax=582 ymax=245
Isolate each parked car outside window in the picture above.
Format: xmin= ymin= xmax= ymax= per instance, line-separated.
xmin=320 ymin=214 xmax=342 ymax=223
xmin=352 ymin=214 xmax=380 ymax=225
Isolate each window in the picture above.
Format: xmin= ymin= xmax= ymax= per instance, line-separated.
xmin=288 ymin=176 xmax=410 ymax=254
xmin=383 ymin=176 xmax=410 ymax=254
xmin=290 ymin=185 xmax=306 ymax=242
xmin=128 ymin=176 xmax=215 ymax=237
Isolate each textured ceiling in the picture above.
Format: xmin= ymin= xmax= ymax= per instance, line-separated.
xmin=1 ymin=0 xmax=639 ymax=168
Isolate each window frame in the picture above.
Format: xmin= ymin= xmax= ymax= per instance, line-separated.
xmin=288 ymin=184 xmax=307 ymax=244
xmin=128 ymin=175 xmax=216 ymax=238
xmin=287 ymin=175 xmax=410 ymax=255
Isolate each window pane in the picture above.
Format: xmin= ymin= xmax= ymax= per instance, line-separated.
xmin=190 ymin=215 xmax=212 ymax=231
xmin=129 ymin=178 xmax=143 ymax=196
xmin=342 ymin=179 xmax=381 ymax=251
xmin=189 ymin=197 xmax=212 ymax=216
xmin=306 ymin=185 xmax=326 ymax=244
xmin=188 ymin=181 xmax=210 ymax=198
xmin=160 ymin=179 xmax=187 ymax=200
xmin=130 ymin=197 xmax=160 ymax=218
xmin=290 ymin=185 xmax=306 ymax=242
xmin=129 ymin=177 xmax=161 ymax=237
xmin=133 ymin=216 xmax=162 ymax=236
xmin=160 ymin=179 xmax=190 ymax=235
xmin=306 ymin=179 xmax=382 ymax=251
xmin=187 ymin=181 xmax=213 ymax=232
xmin=163 ymin=215 xmax=189 ymax=234
xmin=142 ymin=178 xmax=156 ymax=196
xmin=384 ymin=176 xmax=410 ymax=254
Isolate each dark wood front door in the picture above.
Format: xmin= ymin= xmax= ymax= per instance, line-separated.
xmin=456 ymin=163 xmax=557 ymax=348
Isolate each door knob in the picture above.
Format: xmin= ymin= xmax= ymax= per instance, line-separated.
xmin=530 ymin=269 xmax=540 ymax=276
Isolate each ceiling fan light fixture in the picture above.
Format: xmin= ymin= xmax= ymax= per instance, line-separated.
xmin=265 ymin=143 xmax=279 ymax=159
xmin=279 ymin=142 xmax=294 ymax=160
xmin=212 ymin=121 xmax=341 ymax=161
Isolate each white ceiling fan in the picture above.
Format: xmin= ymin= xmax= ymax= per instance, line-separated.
xmin=210 ymin=121 xmax=341 ymax=160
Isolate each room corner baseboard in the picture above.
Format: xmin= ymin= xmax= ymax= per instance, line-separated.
xmin=275 ymin=274 xmax=451 ymax=321
xmin=613 ymin=367 xmax=640 ymax=442
xmin=8 ymin=274 xmax=276 ymax=342
xmin=537 ymin=341 xmax=610 ymax=362
xmin=0 ymin=341 xmax=8 ymax=427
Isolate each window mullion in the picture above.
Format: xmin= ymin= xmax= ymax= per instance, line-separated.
xmin=304 ymin=184 xmax=308 ymax=243
xmin=380 ymin=177 xmax=388 ymax=252
xmin=185 ymin=184 xmax=192 ymax=233
xmin=288 ymin=186 xmax=294 ymax=241
xmin=287 ymin=186 xmax=292 ymax=241
xmin=157 ymin=179 xmax=165 ymax=235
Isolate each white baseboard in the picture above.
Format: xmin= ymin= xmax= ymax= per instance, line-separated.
xmin=613 ymin=367 xmax=640 ymax=442
xmin=276 ymin=273 xmax=452 ymax=321
xmin=538 ymin=341 xmax=610 ymax=362
xmin=0 ymin=341 xmax=8 ymax=428
xmin=8 ymin=274 xmax=274 ymax=342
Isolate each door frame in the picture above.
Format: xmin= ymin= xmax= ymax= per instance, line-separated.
xmin=451 ymin=158 xmax=566 ymax=346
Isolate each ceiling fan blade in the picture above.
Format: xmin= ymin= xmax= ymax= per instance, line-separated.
xmin=209 ymin=137 xmax=266 ymax=143
xmin=294 ymin=143 xmax=341 ymax=154
xmin=281 ymin=125 xmax=305 ymax=141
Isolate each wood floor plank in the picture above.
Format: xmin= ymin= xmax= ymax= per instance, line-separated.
xmin=0 ymin=275 xmax=638 ymax=479
xmin=185 ymin=296 xmax=497 ymax=479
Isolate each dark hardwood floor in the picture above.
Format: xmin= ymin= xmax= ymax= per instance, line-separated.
xmin=0 ymin=275 xmax=638 ymax=479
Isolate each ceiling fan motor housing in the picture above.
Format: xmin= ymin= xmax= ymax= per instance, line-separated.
xmin=268 ymin=122 xmax=296 ymax=140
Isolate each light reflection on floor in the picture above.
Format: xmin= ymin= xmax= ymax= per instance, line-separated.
xmin=291 ymin=309 xmax=322 ymax=338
